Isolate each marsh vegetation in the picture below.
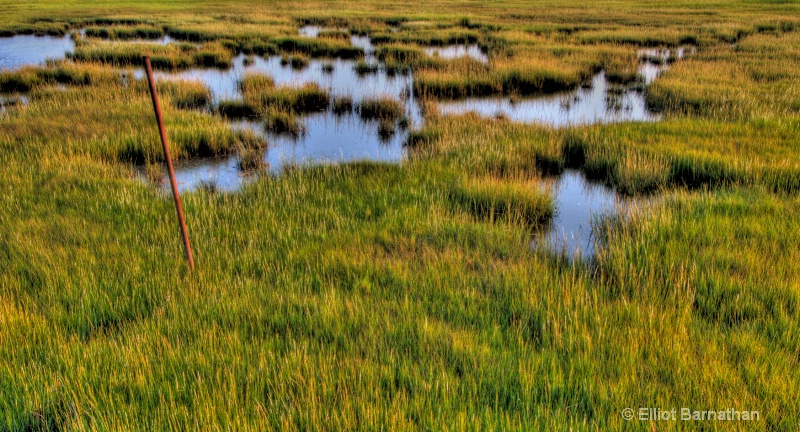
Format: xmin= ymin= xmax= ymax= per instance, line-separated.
xmin=1 ymin=1 xmax=799 ymax=430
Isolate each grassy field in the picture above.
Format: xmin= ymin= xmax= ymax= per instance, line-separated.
xmin=1 ymin=0 xmax=799 ymax=430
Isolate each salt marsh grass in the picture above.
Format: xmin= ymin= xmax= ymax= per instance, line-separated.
xmin=0 ymin=0 xmax=799 ymax=430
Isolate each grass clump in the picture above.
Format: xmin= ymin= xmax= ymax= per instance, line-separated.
xmin=602 ymin=50 xmax=640 ymax=84
xmin=353 ymin=60 xmax=379 ymax=75
xmin=238 ymin=147 xmax=268 ymax=172
xmin=358 ymin=96 xmax=404 ymax=120
xmin=0 ymin=68 xmax=42 ymax=92
xmin=217 ymin=99 xmax=258 ymax=119
xmin=280 ymin=53 xmax=310 ymax=69
xmin=376 ymin=44 xmax=423 ymax=63
xmin=142 ymin=160 xmax=164 ymax=184
xmin=273 ymin=36 xmax=363 ymax=58
xmin=69 ymin=39 xmax=234 ymax=70
xmin=376 ymin=118 xmax=396 ymax=141
xmin=331 ymin=95 xmax=354 ymax=115
xmin=157 ymin=79 xmax=211 ymax=109
xmin=318 ymin=29 xmax=350 ymax=40
xmin=263 ymin=108 xmax=305 ymax=135
xmin=84 ymin=25 xmax=165 ymax=40
xmin=251 ymin=83 xmax=329 ymax=113
xmin=238 ymin=72 xmax=275 ymax=93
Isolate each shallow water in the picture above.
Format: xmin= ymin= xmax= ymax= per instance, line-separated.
xmin=535 ymin=169 xmax=621 ymax=259
xmin=298 ymin=25 xmax=328 ymax=38
xmin=423 ymin=44 xmax=488 ymax=63
xmin=162 ymin=113 xmax=406 ymax=192
xmin=438 ymin=72 xmax=659 ymax=126
xmin=0 ymin=34 xmax=74 ymax=70
xmin=131 ymin=48 xmax=418 ymax=193
xmin=137 ymin=54 xmax=415 ymax=109
xmin=638 ymin=46 xmax=693 ymax=84
xmin=436 ymin=47 xmax=694 ymax=126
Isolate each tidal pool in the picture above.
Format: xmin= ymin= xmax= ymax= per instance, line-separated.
xmin=437 ymin=71 xmax=658 ymax=126
xmin=132 ymin=48 xmax=419 ymax=193
xmin=638 ymin=46 xmax=694 ymax=84
xmin=0 ymin=33 xmax=74 ymax=70
xmin=135 ymin=54 xmax=418 ymax=116
xmin=535 ymin=169 xmax=621 ymax=259
xmin=435 ymin=46 xmax=693 ymax=126
xmin=162 ymin=113 xmax=406 ymax=192
xmin=423 ymin=44 xmax=488 ymax=63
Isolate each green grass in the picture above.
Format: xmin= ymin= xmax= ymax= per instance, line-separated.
xmin=1 ymin=0 xmax=800 ymax=430
xmin=69 ymin=38 xmax=235 ymax=69
xmin=84 ymin=25 xmax=165 ymax=40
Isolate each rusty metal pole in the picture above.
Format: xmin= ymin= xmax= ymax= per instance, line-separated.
xmin=143 ymin=56 xmax=195 ymax=270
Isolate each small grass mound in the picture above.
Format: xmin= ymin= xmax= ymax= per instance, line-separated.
xmin=358 ymin=96 xmax=404 ymax=120
xmin=252 ymin=83 xmax=329 ymax=113
xmin=280 ymin=53 xmax=310 ymax=69
xmin=332 ymin=95 xmax=354 ymax=115
xmin=238 ymin=148 xmax=268 ymax=172
xmin=238 ymin=72 xmax=275 ymax=94
xmin=377 ymin=118 xmax=396 ymax=141
xmin=353 ymin=60 xmax=379 ymax=75
xmin=217 ymin=99 xmax=259 ymax=118
xmin=263 ymin=108 xmax=305 ymax=135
